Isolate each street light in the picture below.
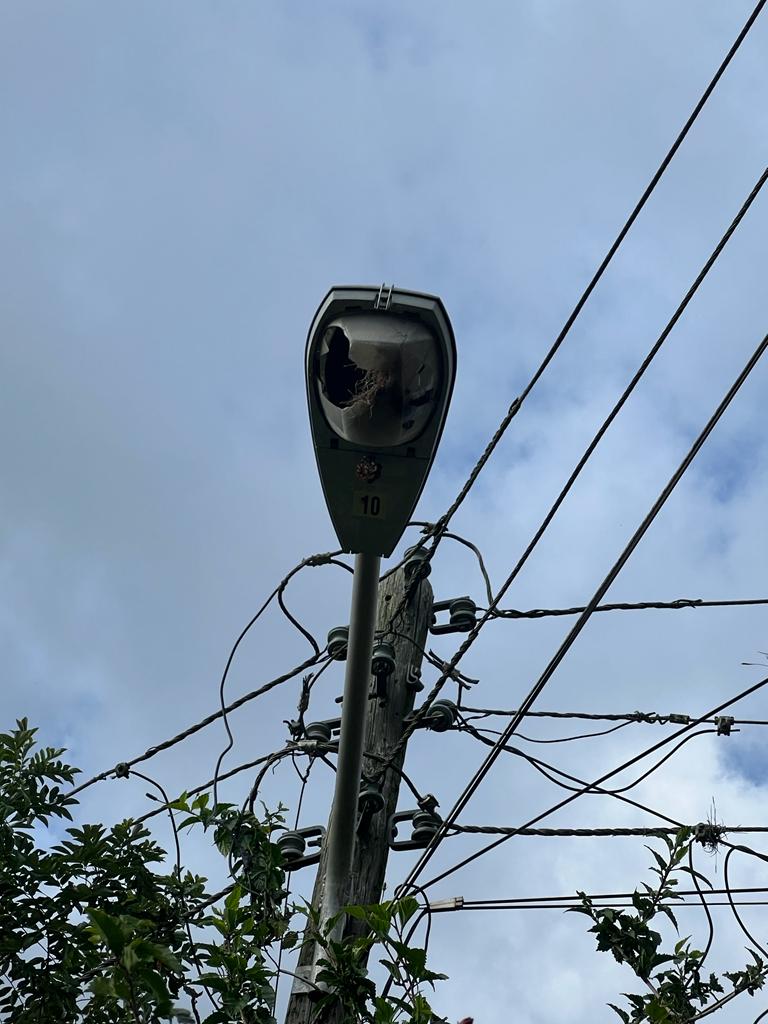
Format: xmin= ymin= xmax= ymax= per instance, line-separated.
xmin=305 ymin=284 xmax=456 ymax=941
xmin=306 ymin=284 xmax=456 ymax=558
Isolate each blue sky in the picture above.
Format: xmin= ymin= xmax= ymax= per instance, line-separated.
xmin=1 ymin=3 xmax=767 ymax=1021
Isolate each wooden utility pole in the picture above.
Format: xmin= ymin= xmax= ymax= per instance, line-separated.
xmin=284 ymin=565 xmax=433 ymax=1024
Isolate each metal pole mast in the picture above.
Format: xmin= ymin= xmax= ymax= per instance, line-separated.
xmin=285 ymin=563 xmax=433 ymax=1024
xmin=322 ymin=551 xmax=381 ymax=937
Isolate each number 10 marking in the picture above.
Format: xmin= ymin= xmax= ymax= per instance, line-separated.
xmin=353 ymin=491 xmax=385 ymax=518
xmin=360 ymin=494 xmax=381 ymax=516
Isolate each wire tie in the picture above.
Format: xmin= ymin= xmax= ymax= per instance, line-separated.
xmin=304 ymin=552 xmax=334 ymax=567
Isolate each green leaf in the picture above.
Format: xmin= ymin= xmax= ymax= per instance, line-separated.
xmin=395 ymin=895 xmax=420 ymax=927
xmin=87 ymin=908 xmax=126 ymax=956
xmin=659 ymin=904 xmax=678 ymax=931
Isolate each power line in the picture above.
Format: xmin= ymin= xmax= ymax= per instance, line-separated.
xmin=488 ymin=597 xmax=768 ymax=619
xmin=68 ymin=649 xmax=325 ymax=798
xmin=382 ymin=0 xmax=768 ymax=626
xmin=429 ymin=886 xmax=768 ymax=910
xmin=724 ymin=845 xmax=768 ymax=960
xmin=428 ymin=0 xmax=768 ymax=534
xmin=211 ymin=550 xmax=349 ymax=805
xmin=69 ymin=550 xmax=354 ymax=800
xmin=431 ymin=900 xmax=768 ymax=912
xmin=447 ymin=825 xmax=768 ymax=838
xmin=459 ymin=718 xmax=720 ymax=800
xmin=403 ymin=329 xmax=768 ymax=888
xmin=385 ymin=169 xmax=768 ymax=773
xmin=459 ymin=706 xmax=759 ymax=726
xmin=417 ymin=672 xmax=768 ymax=893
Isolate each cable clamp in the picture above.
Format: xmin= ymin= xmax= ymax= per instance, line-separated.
xmin=714 ymin=715 xmax=735 ymax=736
xmin=304 ymin=552 xmax=335 ymax=567
xmin=428 ymin=896 xmax=464 ymax=912
xmin=632 ymin=711 xmax=660 ymax=724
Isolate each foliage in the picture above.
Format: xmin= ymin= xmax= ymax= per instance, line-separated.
xmin=309 ymin=897 xmax=447 ymax=1023
xmin=571 ymin=827 xmax=767 ymax=1022
xmin=0 ymin=720 xmax=447 ymax=1023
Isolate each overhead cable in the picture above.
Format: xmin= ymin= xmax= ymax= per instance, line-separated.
xmin=68 ymin=649 xmax=325 ymax=798
xmin=386 ymin=169 xmax=768 ymax=768
xmin=489 ymin=596 xmax=768 ymax=619
xmin=403 ymin=329 xmax=768 ymax=888
xmin=447 ymin=825 xmax=768 ymax=838
xmin=383 ymin=0 xmax=768 ymax=610
xmin=429 ymin=886 xmax=768 ymax=911
xmin=417 ymin=672 xmax=768 ymax=892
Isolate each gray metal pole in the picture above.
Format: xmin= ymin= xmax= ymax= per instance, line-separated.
xmin=322 ymin=550 xmax=381 ymax=939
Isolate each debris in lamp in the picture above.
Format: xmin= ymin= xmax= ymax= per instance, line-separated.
xmin=317 ymin=313 xmax=440 ymax=447
xmin=343 ymin=367 xmax=394 ymax=416
xmin=355 ymin=456 xmax=382 ymax=483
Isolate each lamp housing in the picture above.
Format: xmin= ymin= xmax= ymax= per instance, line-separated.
xmin=306 ymin=285 xmax=456 ymax=556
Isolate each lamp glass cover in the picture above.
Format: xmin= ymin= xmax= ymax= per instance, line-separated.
xmin=315 ymin=312 xmax=442 ymax=448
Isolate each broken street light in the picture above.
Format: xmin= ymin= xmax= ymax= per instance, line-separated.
xmin=306 ymin=285 xmax=456 ymax=556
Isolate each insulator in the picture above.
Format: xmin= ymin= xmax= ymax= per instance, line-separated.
xmin=426 ymin=699 xmax=457 ymax=733
xmin=411 ymin=810 xmax=441 ymax=846
xmin=371 ymin=640 xmax=396 ymax=678
xmin=403 ymin=544 xmax=432 ymax=580
xmin=449 ymin=597 xmax=476 ymax=631
xmin=327 ymin=625 xmax=349 ymax=661
xmin=358 ymin=780 xmax=385 ymax=814
xmin=277 ymin=831 xmax=307 ymax=863
xmin=305 ymin=720 xmax=333 ymax=744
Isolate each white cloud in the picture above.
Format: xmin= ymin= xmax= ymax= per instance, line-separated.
xmin=1 ymin=1 xmax=767 ymax=1020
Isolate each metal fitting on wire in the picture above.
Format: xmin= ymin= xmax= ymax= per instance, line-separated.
xmin=276 ymin=825 xmax=325 ymax=869
xmin=371 ymin=640 xmax=396 ymax=702
xmin=403 ymin=544 xmax=432 ymax=581
xmin=430 ymin=596 xmax=477 ymax=635
xmin=371 ymin=640 xmax=396 ymax=678
xmin=358 ymin=778 xmax=385 ymax=815
xmin=357 ymin=778 xmax=385 ymax=835
xmin=405 ymin=698 xmax=458 ymax=732
xmin=389 ymin=805 xmax=442 ymax=850
xmin=715 ymin=715 xmax=735 ymax=736
xmin=427 ymin=698 xmax=458 ymax=732
xmin=305 ymin=721 xmax=333 ymax=744
xmin=327 ymin=625 xmax=349 ymax=661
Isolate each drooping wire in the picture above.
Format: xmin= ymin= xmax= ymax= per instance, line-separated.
xmin=724 ymin=846 xmax=768 ymax=959
xmin=468 ymin=718 xmax=635 ymax=745
xmin=128 ymin=767 xmax=219 ymax=1015
xmin=212 ymin=550 xmax=350 ymax=806
xmin=134 ymin=749 xmax=286 ymax=825
xmin=408 ymin=521 xmax=495 ymax=606
xmin=457 ymin=716 xmax=720 ymax=800
xmin=456 ymin=715 xmax=687 ymax=829
xmin=69 ymin=649 xmax=324 ymax=798
xmin=415 ymin=672 xmax=768 ymax=893
xmin=402 ymin=330 xmax=768 ymax=889
xmin=688 ymin=844 xmax=715 ymax=971
xmin=272 ymin=757 xmax=316 ymax=1012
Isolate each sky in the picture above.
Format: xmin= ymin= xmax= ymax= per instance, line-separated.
xmin=1 ymin=1 xmax=767 ymax=1021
